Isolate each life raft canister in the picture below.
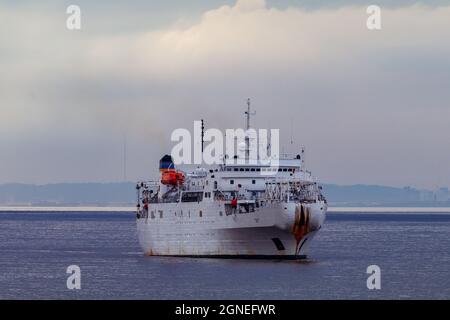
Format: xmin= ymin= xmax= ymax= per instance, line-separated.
xmin=159 ymin=154 xmax=185 ymax=186
xmin=161 ymin=171 xmax=185 ymax=186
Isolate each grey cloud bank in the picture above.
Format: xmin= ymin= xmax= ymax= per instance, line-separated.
xmin=0 ymin=0 xmax=449 ymax=189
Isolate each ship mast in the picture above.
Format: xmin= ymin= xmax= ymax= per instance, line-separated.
xmin=244 ymin=98 xmax=255 ymax=130
xmin=244 ymin=98 xmax=256 ymax=160
xmin=201 ymin=119 xmax=205 ymax=154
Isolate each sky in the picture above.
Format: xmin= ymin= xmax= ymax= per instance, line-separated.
xmin=0 ymin=0 xmax=449 ymax=188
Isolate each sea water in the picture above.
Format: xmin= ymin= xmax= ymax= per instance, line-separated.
xmin=0 ymin=209 xmax=449 ymax=299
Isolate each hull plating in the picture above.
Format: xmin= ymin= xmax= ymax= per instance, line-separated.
xmin=136 ymin=201 xmax=326 ymax=258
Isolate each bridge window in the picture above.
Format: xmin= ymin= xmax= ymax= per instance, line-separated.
xmin=181 ymin=192 xmax=203 ymax=203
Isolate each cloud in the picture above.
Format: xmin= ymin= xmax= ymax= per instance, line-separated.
xmin=0 ymin=0 xmax=449 ymax=186
xmin=86 ymin=0 xmax=450 ymax=77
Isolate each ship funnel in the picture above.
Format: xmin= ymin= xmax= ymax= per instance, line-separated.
xmin=159 ymin=154 xmax=175 ymax=172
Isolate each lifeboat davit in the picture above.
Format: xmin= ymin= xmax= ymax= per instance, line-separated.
xmin=161 ymin=171 xmax=185 ymax=186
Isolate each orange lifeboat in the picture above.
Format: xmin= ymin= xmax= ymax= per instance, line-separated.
xmin=161 ymin=171 xmax=185 ymax=186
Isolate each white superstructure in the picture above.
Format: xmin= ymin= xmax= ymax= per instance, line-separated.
xmin=136 ymin=101 xmax=327 ymax=259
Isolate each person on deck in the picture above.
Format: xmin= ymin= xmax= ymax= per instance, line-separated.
xmin=231 ymin=197 xmax=238 ymax=214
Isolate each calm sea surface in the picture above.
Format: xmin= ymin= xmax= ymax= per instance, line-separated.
xmin=0 ymin=210 xmax=449 ymax=299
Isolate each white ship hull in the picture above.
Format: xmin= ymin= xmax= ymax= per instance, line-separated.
xmin=137 ymin=201 xmax=327 ymax=259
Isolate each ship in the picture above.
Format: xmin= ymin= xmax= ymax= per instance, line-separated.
xmin=136 ymin=100 xmax=327 ymax=259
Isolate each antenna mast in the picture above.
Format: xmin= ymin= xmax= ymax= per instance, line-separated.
xmin=244 ymin=98 xmax=256 ymax=160
xmin=201 ymin=119 xmax=205 ymax=154
xmin=244 ymin=98 xmax=256 ymax=130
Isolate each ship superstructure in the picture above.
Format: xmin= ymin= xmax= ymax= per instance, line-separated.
xmin=136 ymin=100 xmax=327 ymax=259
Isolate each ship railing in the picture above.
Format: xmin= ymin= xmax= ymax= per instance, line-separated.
xmin=223 ymin=200 xmax=257 ymax=215
xmin=214 ymin=190 xmax=229 ymax=201
xmin=263 ymin=178 xmax=322 ymax=202
xmin=264 ymin=177 xmax=315 ymax=186
xmin=149 ymin=198 xmax=177 ymax=204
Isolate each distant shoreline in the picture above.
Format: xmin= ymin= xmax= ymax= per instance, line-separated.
xmin=1 ymin=182 xmax=449 ymax=208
